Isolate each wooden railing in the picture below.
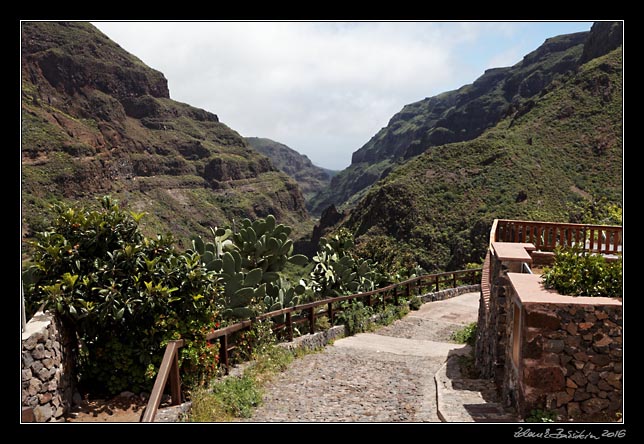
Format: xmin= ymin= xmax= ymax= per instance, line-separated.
xmin=140 ymin=339 xmax=184 ymax=422
xmin=493 ymin=219 xmax=622 ymax=255
xmin=140 ymin=268 xmax=481 ymax=422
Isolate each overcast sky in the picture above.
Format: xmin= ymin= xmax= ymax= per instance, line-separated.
xmin=93 ymin=21 xmax=593 ymax=170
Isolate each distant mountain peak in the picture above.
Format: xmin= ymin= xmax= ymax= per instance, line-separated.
xmin=245 ymin=137 xmax=336 ymax=212
xmin=310 ymin=22 xmax=621 ymax=216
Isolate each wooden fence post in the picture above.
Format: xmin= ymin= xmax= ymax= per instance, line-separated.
xmin=286 ymin=312 xmax=293 ymax=342
xmin=308 ymin=307 xmax=315 ymax=335
xmin=220 ymin=334 xmax=229 ymax=375
xmin=170 ymin=345 xmax=181 ymax=406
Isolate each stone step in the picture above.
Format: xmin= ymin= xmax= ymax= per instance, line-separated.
xmin=435 ymin=355 xmax=519 ymax=423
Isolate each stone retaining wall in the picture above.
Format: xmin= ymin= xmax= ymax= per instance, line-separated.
xmin=420 ymin=284 xmax=481 ymax=304
xmin=21 ymin=311 xmax=75 ymax=422
xmin=476 ymin=246 xmax=623 ymax=421
xmin=506 ymin=298 xmax=622 ymax=421
xmin=475 ymin=251 xmax=510 ymax=388
xmin=278 ymin=325 xmax=346 ymax=352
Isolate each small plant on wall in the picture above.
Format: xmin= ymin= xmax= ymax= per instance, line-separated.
xmin=541 ymin=246 xmax=622 ymax=298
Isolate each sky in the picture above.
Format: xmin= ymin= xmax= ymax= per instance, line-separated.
xmin=92 ymin=21 xmax=594 ymax=171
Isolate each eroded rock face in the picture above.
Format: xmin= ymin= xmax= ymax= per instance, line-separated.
xmin=311 ymin=22 xmax=623 ymax=219
xmin=310 ymin=30 xmax=594 ymax=215
xmin=245 ymin=137 xmax=334 ymax=211
xmin=22 ymin=22 xmax=170 ymax=101
xmin=580 ymin=22 xmax=623 ymax=64
xmin=21 ymin=21 xmax=308 ymax=243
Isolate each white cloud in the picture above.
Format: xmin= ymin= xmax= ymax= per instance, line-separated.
xmin=485 ymin=46 xmax=524 ymax=70
xmin=92 ymin=21 xmax=586 ymax=170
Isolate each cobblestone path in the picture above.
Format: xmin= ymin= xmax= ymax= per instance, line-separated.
xmin=235 ymin=292 xmax=516 ymax=423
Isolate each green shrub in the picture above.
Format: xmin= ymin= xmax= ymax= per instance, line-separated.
xmin=525 ymin=409 xmax=558 ymax=423
xmin=188 ymin=344 xmax=310 ymax=421
xmin=378 ymin=303 xmax=410 ymax=325
xmin=23 ymin=196 xmax=222 ymax=394
xmin=541 ymin=246 xmax=622 ymax=297
xmin=408 ymin=295 xmax=422 ymax=311
xmin=190 ymin=374 xmax=263 ymax=421
xmin=231 ymin=319 xmax=276 ymax=365
xmin=336 ymin=300 xmax=374 ymax=336
xmin=451 ymin=322 xmax=477 ymax=346
xmin=208 ymin=375 xmax=263 ymax=418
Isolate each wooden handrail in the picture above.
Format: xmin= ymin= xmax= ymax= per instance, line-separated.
xmin=493 ymin=219 xmax=622 ymax=254
xmin=140 ymin=339 xmax=184 ymax=423
xmin=141 ymin=268 xmax=481 ymax=422
xmin=489 ymin=218 xmax=499 ymax=249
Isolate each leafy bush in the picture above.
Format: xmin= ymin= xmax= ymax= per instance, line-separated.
xmin=450 ymin=322 xmax=477 ymax=346
xmin=231 ymin=319 xmax=276 ymax=365
xmin=525 ymin=409 xmax=558 ymax=423
xmin=191 ymin=374 xmax=263 ymax=420
xmin=568 ymin=197 xmax=622 ymax=225
xmin=188 ymin=343 xmax=311 ymax=421
xmin=408 ymin=295 xmax=422 ymax=311
xmin=23 ymin=197 xmax=222 ymax=393
xmin=378 ymin=303 xmax=410 ymax=325
xmin=541 ymin=246 xmax=622 ymax=297
xmin=335 ymin=300 xmax=374 ymax=336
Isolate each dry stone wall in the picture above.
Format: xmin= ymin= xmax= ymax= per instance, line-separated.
xmin=507 ymin=300 xmax=622 ymax=420
xmin=475 ymin=251 xmax=510 ymax=388
xmin=21 ymin=311 xmax=75 ymax=422
xmin=419 ymin=284 xmax=480 ymax=303
xmin=476 ymin=246 xmax=622 ymax=421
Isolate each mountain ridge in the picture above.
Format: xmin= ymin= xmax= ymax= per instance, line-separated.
xmin=244 ymin=137 xmax=336 ymax=211
xmin=21 ymin=22 xmax=309 ymax=249
xmin=340 ymin=43 xmax=622 ymax=272
xmin=309 ymin=23 xmax=622 ymax=215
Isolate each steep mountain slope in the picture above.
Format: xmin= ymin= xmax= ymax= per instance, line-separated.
xmin=342 ymin=45 xmax=622 ymax=272
xmin=245 ymin=137 xmax=335 ymax=210
xmin=310 ymin=22 xmax=622 ymax=215
xmin=21 ymin=22 xmax=308 ymax=248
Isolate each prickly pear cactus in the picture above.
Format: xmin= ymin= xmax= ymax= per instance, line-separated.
xmin=189 ymin=215 xmax=310 ymax=321
xmin=310 ymin=229 xmax=386 ymax=297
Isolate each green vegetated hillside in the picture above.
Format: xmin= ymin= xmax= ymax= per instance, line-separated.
xmin=21 ymin=22 xmax=309 ymax=251
xmin=309 ymin=22 xmax=623 ymax=215
xmin=342 ymin=45 xmax=622 ymax=272
xmin=244 ymin=137 xmax=336 ymax=211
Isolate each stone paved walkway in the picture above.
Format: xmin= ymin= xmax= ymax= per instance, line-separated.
xmin=229 ymin=292 xmax=518 ymax=423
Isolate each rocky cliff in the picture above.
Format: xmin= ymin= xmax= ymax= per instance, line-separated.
xmin=342 ymin=43 xmax=622 ymax=272
xmin=21 ymin=22 xmax=309 ymax=247
xmin=245 ymin=137 xmax=335 ymax=211
xmin=310 ymin=22 xmax=623 ymax=215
